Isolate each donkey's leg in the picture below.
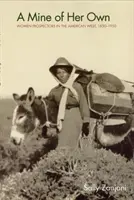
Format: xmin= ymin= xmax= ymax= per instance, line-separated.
xmin=128 ymin=131 xmax=134 ymax=160
xmin=121 ymin=132 xmax=134 ymax=160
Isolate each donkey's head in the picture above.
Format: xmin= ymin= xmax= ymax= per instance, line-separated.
xmin=10 ymin=87 xmax=58 ymax=144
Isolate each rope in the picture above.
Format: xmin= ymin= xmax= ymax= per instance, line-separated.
xmin=40 ymin=98 xmax=58 ymax=128
xmin=86 ymin=79 xmax=128 ymax=119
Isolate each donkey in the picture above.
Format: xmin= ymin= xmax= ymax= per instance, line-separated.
xmin=10 ymin=87 xmax=134 ymax=159
xmin=10 ymin=87 xmax=58 ymax=145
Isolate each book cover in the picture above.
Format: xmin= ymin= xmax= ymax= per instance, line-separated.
xmin=0 ymin=1 xmax=134 ymax=199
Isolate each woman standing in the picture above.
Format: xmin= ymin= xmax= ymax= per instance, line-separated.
xmin=48 ymin=57 xmax=90 ymax=148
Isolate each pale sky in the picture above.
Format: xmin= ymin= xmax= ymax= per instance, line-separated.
xmin=0 ymin=1 xmax=133 ymax=97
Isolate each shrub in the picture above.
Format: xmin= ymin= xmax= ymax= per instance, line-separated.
xmin=0 ymin=128 xmax=58 ymax=179
xmin=0 ymin=173 xmax=26 ymax=200
xmin=1 ymin=143 xmax=134 ymax=200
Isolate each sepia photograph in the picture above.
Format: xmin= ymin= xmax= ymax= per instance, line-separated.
xmin=0 ymin=0 xmax=134 ymax=199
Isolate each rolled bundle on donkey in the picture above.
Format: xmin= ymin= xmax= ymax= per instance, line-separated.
xmin=75 ymin=67 xmax=134 ymax=159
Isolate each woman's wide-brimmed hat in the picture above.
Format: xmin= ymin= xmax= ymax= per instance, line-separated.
xmin=49 ymin=57 xmax=73 ymax=75
xmin=49 ymin=57 xmax=89 ymax=75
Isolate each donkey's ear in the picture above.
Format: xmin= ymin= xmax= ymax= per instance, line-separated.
xmin=12 ymin=93 xmax=20 ymax=104
xmin=26 ymin=87 xmax=35 ymax=105
xmin=38 ymin=95 xmax=42 ymax=100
